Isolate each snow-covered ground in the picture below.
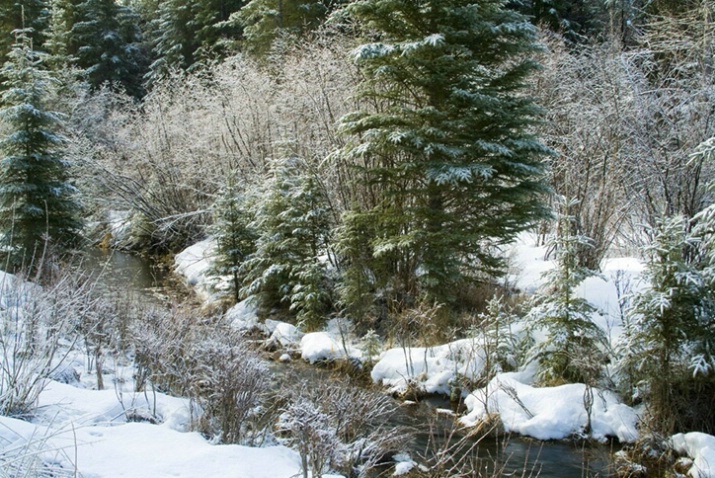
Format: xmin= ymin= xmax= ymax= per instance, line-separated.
xmin=2 ymin=233 xmax=713 ymax=477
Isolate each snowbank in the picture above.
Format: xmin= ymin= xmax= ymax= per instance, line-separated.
xmin=226 ymin=299 xmax=262 ymax=332
xmin=371 ymin=339 xmax=486 ymax=395
xmin=0 ymin=414 xmax=307 ymax=478
xmin=461 ymin=373 xmax=639 ymax=443
xmin=671 ymin=432 xmax=715 ymax=478
xmin=174 ymin=237 xmax=220 ymax=303
xmin=0 ymin=379 xmax=340 ymax=478
xmin=301 ymin=331 xmax=362 ymax=364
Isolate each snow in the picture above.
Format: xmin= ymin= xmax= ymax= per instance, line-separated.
xmin=300 ymin=331 xmax=361 ymax=364
xmin=0 ymin=411 xmax=305 ymax=478
xmin=371 ymin=339 xmax=486 ymax=395
xmin=671 ymin=433 xmax=715 ymax=478
xmin=460 ymin=372 xmax=639 ymax=443
xmin=226 ymin=299 xmax=262 ymax=332
xmin=174 ymin=237 xmax=220 ymax=303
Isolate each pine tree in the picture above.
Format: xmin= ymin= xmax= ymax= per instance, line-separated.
xmin=210 ymin=172 xmax=257 ymax=302
xmin=0 ymin=29 xmax=82 ymax=270
xmin=0 ymin=1 xmax=49 ymax=62
xmin=526 ymin=199 xmax=607 ymax=385
xmin=69 ymin=0 xmax=148 ymax=96
xmin=336 ymin=0 xmax=550 ymax=309
xmin=240 ymin=158 xmax=332 ymax=328
xmin=237 ymin=0 xmax=341 ymax=57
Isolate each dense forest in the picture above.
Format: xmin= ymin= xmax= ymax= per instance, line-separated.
xmin=2 ymin=0 xmax=715 ymax=477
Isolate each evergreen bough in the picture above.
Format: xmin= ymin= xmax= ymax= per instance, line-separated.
xmin=335 ymin=0 xmax=550 ymax=310
xmin=0 ymin=30 xmax=82 ymax=270
xmin=241 ymin=158 xmax=333 ymax=328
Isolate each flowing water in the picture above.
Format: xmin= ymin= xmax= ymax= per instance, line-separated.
xmin=87 ymin=249 xmax=616 ymax=478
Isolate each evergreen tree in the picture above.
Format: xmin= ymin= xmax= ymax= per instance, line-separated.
xmin=210 ymin=172 xmax=257 ymax=302
xmin=526 ymin=199 xmax=606 ymax=385
xmin=148 ymin=0 xmax=243 ymax=82
xmin=241 ymin=158 xmax=332 ymax=328
xmin=336 ymin=0 xmax=550 ymax=310
xmin=69 ymin=0 xmax=148 ymax=96
xmin=0 ymin=29 xmax=82 ymax=269
xmin=621 ymin=213 xmax=715 ymax=434
xmin=237 ymin=0 xmax=342 ymax=57
xmin=507 ymin=0 xmax=606 ymax=41
xmin=0 ymin=1 xmax=49 ymax=62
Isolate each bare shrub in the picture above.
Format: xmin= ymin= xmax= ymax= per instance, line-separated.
xmin=280 ymin=380 xmax=406 ymax=478
xmin=0 ymin=268 xmax=90 ymax=417
xmin=192 ymin=334 xmax=270 ymax=444
xmin=131 ymin=309 xmax=272 ymax=443
xmin=71 ymin=34 xmax=360 ymax=253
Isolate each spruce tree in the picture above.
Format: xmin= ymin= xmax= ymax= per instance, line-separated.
xmin=0 ymin=29 xmax=82 ymax=269
xmin=526 ymin=200 xmax=606 ymax=385
xmin=0 ymin=1 xmax=49 ymax=62
xmin=147 ymin=0 xmax=243 ymax=82
xmin=210 ymin=172 xmax=256 ymax=303
xmin=69 ymin=0 xmax=148 ymax=96
xmin=237 ymin=0 xmax=340 ymax=57
xmin=241 ymin=158 xmax=332 ymax=328
xmin=622 ymin=215 xmax=715 ymax=434
xmin=336 ymin=0 xmax=550 ymax=309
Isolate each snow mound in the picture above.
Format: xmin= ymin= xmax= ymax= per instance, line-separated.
xmin=671 ymin=432 xmax=715 ymax=478
xmin=371 ymin=339 xmax=486 ymax=395
xmin=174 ymin=238 xmax=219 ymax=302
xmin=270 ymin=321 xmax=304 ymax=347
xmin=36 ymin=381 xmax=196 ymax=432
xmin=226 ymin=299 xmax=262 ymax=332
xmin=461 ymin=373 xmax=639 ymax=443
xmin=301 ymin=332 xmax=362 ymax=364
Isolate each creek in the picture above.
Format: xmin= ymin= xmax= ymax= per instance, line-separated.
xmin=86 ymin=249 xmax=616 ymax=478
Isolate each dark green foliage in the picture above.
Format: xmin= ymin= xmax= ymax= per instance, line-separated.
xmin=336 ymin=0 xmax=550 ymax=311
xmin=241 ymin=158 xmax=333 ymax=328
xmin=210 ymin=172 xmax=257 ymax=302
xmin=507 ymin=0 xmax=606 ymax=41
xmin=0 ymin=1 xmax=49 ymax=61
xmin=621 ymin=214 xmax=715 ymax=434
xmin=527 ymin=201 xmax=607 ymax=385
xmin=148 ymin=0 xmax=243 ymax=82
xmin=237 ymin=0 xmax=344 ymax=57
xmin=0 ymin=30 xmax=82 ymax=269
xmin=68 ymin=0 xmax=148 ymax=96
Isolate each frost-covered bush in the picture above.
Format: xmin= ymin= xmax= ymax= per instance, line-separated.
xmin=132 ymin=310 xmax=271 ymax=443
xmin=280 ymin=381 xmax=405 ymax=478
xmin=0 ymin=270 xmax=87 ymax=417
xmin=192 ymin=335 xmax=270 ymax=444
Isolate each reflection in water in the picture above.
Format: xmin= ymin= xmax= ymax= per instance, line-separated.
xmin=80 ymin=249 xmax=170 ymax=303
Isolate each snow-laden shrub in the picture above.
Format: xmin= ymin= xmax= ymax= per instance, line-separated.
xmin=280 ymin=381 xmax=406 ymax=478
xmin=0 ymin=270 xmax=86 ymax=417
xmin=192 ymin=336 xmax=270 ymax=444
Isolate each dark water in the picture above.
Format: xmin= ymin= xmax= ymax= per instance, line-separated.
xmin=272 ymin=363 xmax=615 ymax=478
xmin=92 ymin=249 xmax=615 ymax=478
xmin=80 ymin=249 xmax=171 ymax=303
